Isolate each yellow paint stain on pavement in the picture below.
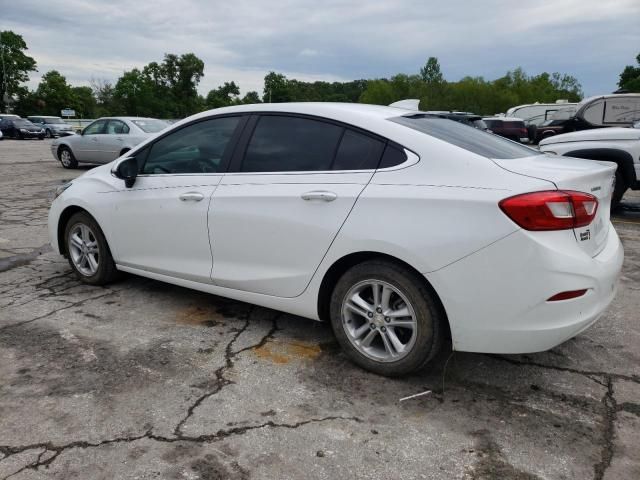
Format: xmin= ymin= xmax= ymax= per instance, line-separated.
xmin=175 ymin=306 xmax=224 ymax=326
xmin=253 ymin=340 xmax=322 ymax=364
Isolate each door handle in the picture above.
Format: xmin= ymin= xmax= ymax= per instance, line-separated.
xmin=116 ymin=137 xmax=123 ymax=141
xmin=179 ymin=192 xmax=205 ymax=202
xmin=301 ymin=191 xmax=337 ymax=202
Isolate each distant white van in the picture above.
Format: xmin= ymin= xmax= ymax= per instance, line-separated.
xmin=505 ymin=101 xmax=577 ymax=126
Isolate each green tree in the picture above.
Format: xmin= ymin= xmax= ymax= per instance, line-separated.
xmin=618 ymin=53 xmax=640 ymax=92
xmin=420 ymin=57 xmax=444 ymax=84
xmin=71 ymin=86 xmax=97 ymax=118
xmin=206 ymin=81 xmax=240 ymax=108
xmin=359 ymin=79 xmax=396 ymax=105
xmin=90 ymin=77 xmax=115 ymax=116
xmin=241 ymin=91 xmax=261 ymax=104
xmin=263 ymin=72 xmax=290 ymax=102
xmin=34 ymin=70 xmax=75 ymax=115
xmin=0 ymin=31 xmax=37 ymax=112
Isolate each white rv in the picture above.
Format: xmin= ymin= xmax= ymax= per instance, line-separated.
xmin=505 ymin=101 xmax=577 ymax=126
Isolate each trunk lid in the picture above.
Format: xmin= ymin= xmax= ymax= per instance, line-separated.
xmin=493 ymin=154 xmax=617 ymax=257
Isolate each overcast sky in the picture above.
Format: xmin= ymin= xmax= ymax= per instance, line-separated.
xmin=4 ymin=0 xmax=639 ymax=98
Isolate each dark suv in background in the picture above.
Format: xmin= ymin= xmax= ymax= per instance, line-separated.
xmin=482 ymin=117 xmax=529 ymax=143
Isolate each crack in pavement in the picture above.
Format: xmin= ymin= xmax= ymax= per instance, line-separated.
xmin=487 ymin=355 xmax=630 ymax=480
xmin=593 ymin=376 xmax=617 ymax=480
xmin=0 ymin=416 xmax=362 ymax=479
xmin=173 ymin=307 xmax=280 ymax=437
xmin=0 ymin=289 xmax=119 ymax=332
xmin=0 ymin=245 xmax=51 ymax=273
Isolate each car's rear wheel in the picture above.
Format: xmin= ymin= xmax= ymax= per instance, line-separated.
xmin=330 ymin=260 xmax=444 ymax=376
xmin=59 ymin=146 xmax=78 ymax=169
xmin=45 ymin=129 xmax=52 ymax=138
xmin=64 ymin=212 xmax=118 ymax=285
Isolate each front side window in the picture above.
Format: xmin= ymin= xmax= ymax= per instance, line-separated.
xmin=392 ymin=115 xmax=540 ymax=159
xmin=106 ymin=120 xmax=129 ymax=135
xmin=242 ymin=115 xmax=343 ymax=172
xmin=142 ymin=116 xmax=241 ymax=174
xmin=83 ymin=120 xmax=106 ymax=135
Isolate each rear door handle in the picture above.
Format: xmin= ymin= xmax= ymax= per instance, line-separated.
xmin=179 ymin=192 xmax=204 ymax=202
xmin=301 ymin=191 xmax=337 ymax=202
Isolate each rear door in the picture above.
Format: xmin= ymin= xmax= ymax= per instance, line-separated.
xmin=100 ymin=119 xmax=131 ymax=162
xmin=209 ymin=115 xmax=386 ymax=297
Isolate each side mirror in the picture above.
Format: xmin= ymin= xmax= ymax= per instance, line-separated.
xmin=111 ymin=157 xmax=138 ymax=188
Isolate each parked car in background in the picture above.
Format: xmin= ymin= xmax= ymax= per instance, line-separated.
xmin=51 ymin=117 xmax=169 ymax=168
xmin=28 ymin=116 xmax=74 ymax=138
xmin=425 ymin=111 xmax=489 ymax=130
xmin=531 ymin=94 xmax=640 ymax=144
xmin=540 ymin=120 xmax=640 ymax=208
xmin=0 ymin=118 xmax=45 ymax=139
xmin=483 ymin=117 xmax=529 ymax=142
xmin=0 ymin=129 xmax=3 ymax=140
xmin=0 ymin=114 xmax=21 ymax=121
xmin=49 ymin=102 xmax=622 ymax=376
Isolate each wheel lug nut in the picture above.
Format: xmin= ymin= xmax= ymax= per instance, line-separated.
xmin=376 ymin=307 xmax=382 ymax=313
xmin=381 ymin=326 xmax=387 ymax=332
xmin=384 ymin=317 xmax=390 ymax=322
xmin=370 ymin=323 xmax=376 ymax=329
xmin=367 ymin=312 xmax=373 ymax=318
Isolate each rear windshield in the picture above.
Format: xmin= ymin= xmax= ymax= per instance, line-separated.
xmin=391 ymin=115 xmax=540 ymax=159
xmin=14 ymin=119 xmax=34 ymax=127
xmin=132 ymin=119 xmax=169 ymax=133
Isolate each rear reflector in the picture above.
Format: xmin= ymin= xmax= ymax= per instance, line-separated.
xmin=499 ymin=190 xmax=598 ymax=231
xmin=547 ymin=289 xmax=588 ymax=301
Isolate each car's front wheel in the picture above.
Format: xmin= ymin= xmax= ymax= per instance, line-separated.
xmin=64 ymin=212 xmax=119 ymax=285
xmin=59 ymin=146 xmax=78 ymax=169
xmin=45 ymin=129 xmax=52 ymax=138
xmin=330 ymin=260 xmax=444 ymax=376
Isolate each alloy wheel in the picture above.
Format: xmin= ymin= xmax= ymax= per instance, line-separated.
xmin=341 ymin=279 xmax=418 ymax=362
xmin=60 ymin=149 xmax=72 ymax=167
xmin=68 ymin=223 xmax=100 ymax=276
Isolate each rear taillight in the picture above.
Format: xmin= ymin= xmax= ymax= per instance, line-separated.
xmin=499 ymin=190 xmax=598 ymax=231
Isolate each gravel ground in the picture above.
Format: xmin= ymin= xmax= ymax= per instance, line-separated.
xmin=1 ymin=138 xmax=639 ymax=480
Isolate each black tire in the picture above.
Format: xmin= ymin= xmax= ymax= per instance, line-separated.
xmin=45 ymin=129 xmax=52 ymax=138
xmin=59 ymin=146 xmax=78 ymax=169
xmin=611 ymin=169 xmax=627 ymax=210
xmin=329 ymin=259 xmax=444 ymax=377
xmin=38 ymin=135 xmax=44 ymax=140
xmin=64 ymin=212 xmax=119 ymax=285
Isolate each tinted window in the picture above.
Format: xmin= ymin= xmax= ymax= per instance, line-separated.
xmin=378 ymin=144 xmax=408 ymax=168
xmin=242 ymin=116 xmax=343 ymax=172
xmin=392 ymin=115 xmax=540 ymax=159
xmin=142 ymin=116 xmax=240 ymax=174
xmin=84 ymin=120 xmax=106 ymax=135
xmin=333 ymin=130 xmax=384 ymax=170
xmin=106 ymin=120 xmax=129 ymax=134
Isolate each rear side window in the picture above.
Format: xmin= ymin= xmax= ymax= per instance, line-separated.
xmin=392 ymin=115 xmax=540 ymax=159
xmin=242 ymin=116 xmax=343 ymax=172
xmin=332 ymin=130 xmax=384 ymax=170
xmin=378 ymin=144 xmax=407 ymax=168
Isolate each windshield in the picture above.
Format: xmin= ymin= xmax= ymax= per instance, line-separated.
xmin=131 ymin=119 xmax=168 ymax=133
xmin=44 ymin=117 xmax=65 ymax=124
xmin=392 ymin=115 xmax=540 ymax=159
xmin=14 ymin=119 xmax=35 ymax=127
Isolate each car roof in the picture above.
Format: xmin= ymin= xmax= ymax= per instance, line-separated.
xmin=483 ymin=116 xmax=524 ymax=121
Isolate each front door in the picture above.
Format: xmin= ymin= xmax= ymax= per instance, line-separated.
xmin=107 ymin=115 xmax=245 ymax=282
xmin=74 ymin=119 xmax=110 ymax=162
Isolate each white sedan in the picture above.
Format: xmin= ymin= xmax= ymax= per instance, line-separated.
xmin=51 ymin=117 xmax=169 ymax=169
xmin=48 ymin=103 xmax=623 ymax=376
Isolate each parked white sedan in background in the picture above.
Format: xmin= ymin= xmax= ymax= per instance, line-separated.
xmin=51 ymin=117 xmax=169 ymax=168
xmin=48 ymin=103 xmax=623 ymax=376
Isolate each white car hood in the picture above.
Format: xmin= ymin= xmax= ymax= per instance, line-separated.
xmin=540 ymin=127 xmax=640 ymax=146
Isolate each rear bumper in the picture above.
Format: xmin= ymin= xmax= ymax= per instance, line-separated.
xmin=426 ymin=224 xmax=624 ymax=354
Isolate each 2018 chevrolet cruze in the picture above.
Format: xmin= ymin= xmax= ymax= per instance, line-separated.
xmin=48 ymin=103 xmax=624 ymax=376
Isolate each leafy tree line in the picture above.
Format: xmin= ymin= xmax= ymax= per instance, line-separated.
xmin=3 ymin=30 xmax=638 ymax=119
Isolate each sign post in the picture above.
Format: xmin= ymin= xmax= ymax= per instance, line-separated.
xmin=61 ymin=108 xmax=76 ymax=118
